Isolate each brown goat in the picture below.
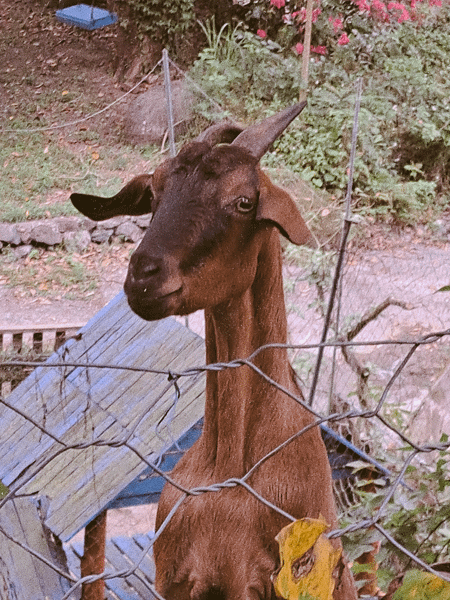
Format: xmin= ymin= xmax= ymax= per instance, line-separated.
xmin=71 ymin=103 xmax=358 ymax=600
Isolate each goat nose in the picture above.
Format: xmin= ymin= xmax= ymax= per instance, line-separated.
xmin=130 ymin=254 xmax=162 ymax=283
xmin=139 ymin=260 xmax=160 ymax=280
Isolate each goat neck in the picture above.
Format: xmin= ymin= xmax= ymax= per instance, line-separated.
xmin=202 ymin=227 xmax=294 ymax=478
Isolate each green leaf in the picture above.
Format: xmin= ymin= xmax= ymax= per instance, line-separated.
xmin=393 ymin=570 xmax=450 ymax=600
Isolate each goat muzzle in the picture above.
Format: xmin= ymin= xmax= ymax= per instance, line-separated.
xmin=124 ymin=252 xmax=183 ymax=321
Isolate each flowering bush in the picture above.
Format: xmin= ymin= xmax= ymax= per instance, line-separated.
xmin=190 ymin=1 xmax=450 ymax=221
xmin=242 ymin=0 xmax=445 ymax=58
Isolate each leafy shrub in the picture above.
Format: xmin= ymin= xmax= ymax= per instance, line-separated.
xmin=120 ymin=0 xmax=195 ymax=49
xmin=342 ymin=438 xmax=450 ymax=587
xmin=189 ymin=2 xmax=450 ymax=222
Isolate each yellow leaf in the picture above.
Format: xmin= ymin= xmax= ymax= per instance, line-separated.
xmin=274 ymin=516 xmax=341 ymax=600
xmin=393 ymin=569 xmax=450 ymax=600
xmin=91 ymin=151 xmax=99 ymax=161
xmin=62 ymin=90 xmax=69 ymax=96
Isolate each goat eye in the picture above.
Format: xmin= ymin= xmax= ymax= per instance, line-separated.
xmin=236 ymin=197 xmax=255 ymax=213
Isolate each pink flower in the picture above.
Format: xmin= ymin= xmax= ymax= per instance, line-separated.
xmin=257 ymin=29 xmax=267 ymax=38
xmin=329 ymin=15 xmax=344 ymax=32
xmin=387 ymin=1 xmax=410 ymax=22
xmin=270 ymin=0 xmax=286 ymax=8
xmin=312 ymin=8 xmax=322 ymax=22
xmin=293 ymin=8 xmax=307 ymax=21
xmin=372 ymin=0 xmax=390 ymax=21
xmin=354 ymin=0 xmax=371 ymax=13
xmin=338 ymin=32 xmax=350 ymax=45
xmin=294 ymin=42 xmax=304 ymax=54
xmin=311 ymin=45 xmax=327 ymax=55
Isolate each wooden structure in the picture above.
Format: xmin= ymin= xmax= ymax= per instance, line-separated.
xmin=56 ymin=4 xmax=118 ymax=30
xmin=0 ymin=291 xmax=389 ymax=599
xmin=0 ymin=497 xmax=77 ymax=599
xmin=0 ymin=291 xmax=205 ymax=598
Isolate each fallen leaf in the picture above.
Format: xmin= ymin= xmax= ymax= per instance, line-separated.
xmin=393 ymin=570 xmax=450 ymax=600
xmin=274 ymin=516 xmax=341 ymax=600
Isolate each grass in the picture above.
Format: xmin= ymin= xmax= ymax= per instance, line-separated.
xmin=0 ymin=247 xmax=99 ymax=299
xmin=0 ymin=123 xmax=160 ymax=222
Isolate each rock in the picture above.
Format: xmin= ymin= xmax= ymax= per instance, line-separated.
xmin=91 ymin=227 xmax=113 ymax=244
xmin=133 ymin=215 xmax=152 ymax=229
xmin=0 ymin=223 xmax=21 ymax=245
xmin=83 ymin=218 xmax=98 ymax=232
xmin=54 ymin=216 xmax=81 ymax=233
xmin=14 ymin=244 xmax=33 ymax=258
xmin=124 ymin=80 xmax=194 ymax=144
xmin=63 ymin=230 xmax=91 ymax=253
xmin=115 ymin=221 xmax=143 ymax=243
xmin=101 ymin=216 xmax=127 ymax=229
xmin=16 ymin=222 xmax=34 ymax=244
xmin=30 ymin=223 xmax=63 ymax=246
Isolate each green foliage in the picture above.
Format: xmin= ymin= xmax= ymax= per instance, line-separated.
xmin=190 ymin=4 xmax=450 ymax=222
xmin=122 ymin=0 xmax=195 ymax=49
xmin=341 ymin=439 xmax=450 ymax=587
xmin=190 ymin=23 xmax=300 ymax=121
xmin=393 ymin=570 xmax=450 ymax=600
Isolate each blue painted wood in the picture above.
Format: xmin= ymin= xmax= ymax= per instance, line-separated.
xmin=107 ymin=421 xmax=203 ymax=509
xmin=0 ymin=291 xmax=206 ymax=542
xmin=66 ymin=534 xmax=156 ymax=600
xmin=56 ymin=4 xmax=118 ymax=30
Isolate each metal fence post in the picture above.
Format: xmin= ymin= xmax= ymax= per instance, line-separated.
xmin=163 ymin=49 xmax=177 ymax=158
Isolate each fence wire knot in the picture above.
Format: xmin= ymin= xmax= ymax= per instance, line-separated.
xmin=168 ymin=371 xmax=181 ymax=400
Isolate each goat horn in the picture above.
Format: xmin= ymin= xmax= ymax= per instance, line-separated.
xmin=195 ymin=120 xmax=244 ymax=146
xmin=231 ymin=101 xmax=307 ymax=159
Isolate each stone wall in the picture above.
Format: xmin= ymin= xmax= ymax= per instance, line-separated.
xmin=0 ymin=215 xmax=151 ymax=257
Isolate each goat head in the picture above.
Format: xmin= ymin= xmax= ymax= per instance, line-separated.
xmin=71 ymin=103 xmax=311 ymax=321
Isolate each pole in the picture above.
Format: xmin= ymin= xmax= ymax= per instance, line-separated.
xmin=300 ymin=0 xmax=314 ymax=102
xmin=162 ymin=49 xmax=177 ymax=158
xmin=308 ymin=79 xmax=363 ymax=407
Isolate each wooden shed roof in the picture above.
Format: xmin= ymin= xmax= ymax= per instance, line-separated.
xmin=0 ymin=291 xmax=205 ymax=542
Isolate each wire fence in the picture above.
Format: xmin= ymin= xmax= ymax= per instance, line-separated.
xmin=0 ymin=51 xmax=450 ymax=599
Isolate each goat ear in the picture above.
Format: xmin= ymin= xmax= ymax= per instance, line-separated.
xmin=256 ymin=171 xmax=313 ymax=246
xmin=232 ymin=102 xmax=306 ymax=160
xmin=70 ymin=174 xmax=154 ymax=221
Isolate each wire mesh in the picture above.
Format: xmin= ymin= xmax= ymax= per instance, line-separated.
xmin=0 ymin=53 xmax=449 ymax=600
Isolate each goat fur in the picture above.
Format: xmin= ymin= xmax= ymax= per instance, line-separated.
xmin=71 ymin=103 xmax=358 ymax=600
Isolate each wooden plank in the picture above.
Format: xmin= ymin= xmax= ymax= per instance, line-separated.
xmin=108 ymin=423 xmax=203 ymax=509
xmin=112 ymin=535 xmax=155 ymax=582
xmin=0 ymin=312 xmax=204 ymax=478
xmin=102 ymin=537 xmax=155 ymax=599
xmin=36 ymin=366 xmax=203 ymax=536
xmin=40 ymin=374 xmax=204 ymax=539
xmin=0 ymin=324 xmax=203 ymax=460
xmin=44 ymin=379 xmax=203 ymax=539
xmin=0 ymin=291 xmax=206 ymax=542
xmin=0 ymin=310 xmax=200 ymax=445
xmin=0 ymin=498 xmax=76 ymax=599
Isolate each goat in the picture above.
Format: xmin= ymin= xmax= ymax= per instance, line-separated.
xmin=71 ymin=103 xmax=358 ymax=600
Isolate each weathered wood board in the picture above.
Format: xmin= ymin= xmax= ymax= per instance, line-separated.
xmin=0 ymin=497 xmax=77 ymax=599
xmin=0 ymin=291 xmax=206 ymax=542
xmin=65 ymin=533 xmax=156 ymax=600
